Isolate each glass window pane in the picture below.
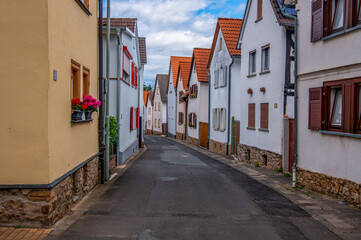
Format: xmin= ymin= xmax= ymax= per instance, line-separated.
xmin=332 ymin=0 xmax=344 ymax=30
xmin=331 ymin=89 xmax=342 ymax=126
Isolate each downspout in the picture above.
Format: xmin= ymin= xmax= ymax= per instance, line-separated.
xmin=277 ymin=1 xmax=298 ymax=188
xmin=98 ymin=0 xmax=105 ymax=184
xmin=226 ymin=56 xmax=236 ymax=155
xmin=206 ymin=69 xmax=211 ymax=148
xmin=105 ymin=0 xmax=110 ymax=181
xmin=135 ymin=20 xmax=141 ymax=146
xmin=116 ymin=29 xmax=122 ymax=165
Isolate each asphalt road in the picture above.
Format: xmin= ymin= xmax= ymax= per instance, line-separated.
xmin=59 ymin=135 xmax=340 ymax=240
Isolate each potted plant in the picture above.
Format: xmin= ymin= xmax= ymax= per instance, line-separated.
xmin=71 ymin=98 xmax=83 ymax=121
xmin=83 ymin=95 xmax=102 ymax=120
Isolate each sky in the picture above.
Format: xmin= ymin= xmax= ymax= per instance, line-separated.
xmin=103 ymin=0 xmax=247 ymax=88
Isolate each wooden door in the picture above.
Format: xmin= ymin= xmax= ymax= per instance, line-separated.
xmin=288 ymin=119 xmax=295 ymax=172
xmin=233 ymin=121 xmax=240 ymax=154
xmin=199 ymin=122 xmax=209 ymax=148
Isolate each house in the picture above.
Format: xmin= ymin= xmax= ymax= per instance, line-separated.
xmin=146 ymin=90 xmax=154 ymax=134
xmin=176 ymin=61 xmax=192 ymax=140
xmin=143 ymin=90 xmax=148 ymax=135
xmin=296 ymin=0 xmax=361 ymax=205
xmin=187 ymin=48 xmax=211 ymax=147
xmin=166 ymin=56 xmax=192 ymax=138
xmin=0 ymin=0 xmax=99 ymax=226
xmin=102 ymin=18 xmax=146 ymax=164
xmin=153 ymin=74 xmax=168 ymax=135
xmin=207 ymin=18 xmax=243 ymax=155
xmin=235 ymin=0 xmax=296 ymax=170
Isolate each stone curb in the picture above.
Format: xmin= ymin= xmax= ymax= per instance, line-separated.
xmin=44 ymin=147 xmax=147 ymax=240
xmin=166 ymin=137 xmax=361 ymax=240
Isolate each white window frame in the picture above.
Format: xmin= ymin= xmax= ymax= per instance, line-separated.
xmin=261 ymin=45 xmax=270 ymax=72
xmin=214 ymin=69 xmax=219 ymax=89
xmin=249 ymin=50 xmax=256 ymax=75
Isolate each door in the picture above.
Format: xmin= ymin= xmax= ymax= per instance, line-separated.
xmin=233 ymin=121 xmax=240 ymax=154
xmin=288 ymin=119 xmax=295 ymax=172
xmin=199 ymin=122 xmax=209 ymax=148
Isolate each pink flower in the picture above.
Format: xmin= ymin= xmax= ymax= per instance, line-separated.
xmin=88 ymin=102 xmax=94 ymax=107
xmin=96 ymin=101 xmax=102 ymax=106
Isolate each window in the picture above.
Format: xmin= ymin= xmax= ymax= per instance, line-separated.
xmin=193 ymin=61 xmax=196 ymax=73
xmin=136 ymin=108 xmax=140 ymax=128
xmin=158 ymin=119 xmax=160 ymax=128
xmin=214 ymin=69 xmax=219 ymax=88
xmin=308 ymin=77 xmax=361 ymax=134
xmin=249 ymin=51 xmax=256 ymax=75
xmin=219 ymin=37 xmax=222 ymax=51
xmin=83 ymin=67 xmax=90 ymax=96
xmin=71 ymin=60 xmax=81 ymax=99
xmin=178 ymin=112 xmax=184 ymax=124
xmin=190 ymin=84 xmax=198 ymax=99
xmin=159 ymin=103 xmax=161 ymax=111
xmin=123 ymin=46 xmax=132 ymax=84
xmin=81 ymin=0 xmax=89 ymax=8
xmin=261 ymin=45 xmax=270 ymax=73
xmin=157 ymin=87 xmax=159 ymax=95
xmin=257 ymin=0 xmax=263 ymax=20
xmin=260 ymin=103 xmax=269 ymax=130
xmin=188 ymin=113 xmax=197 ymax=128
xmin=218 ymin=66 xmax=228 ymax=87
xmin=248 ymin=103 xmax=256 ymax=128
xmin=312 ymin=0 xmax=361 ymax=41
xmin=220 ymin=108 xmax=226 ymax=131
xmin=179 ymin=91 xmax=184 ymax=102
xmin=212 ymin=108 xmax=226 ymax=131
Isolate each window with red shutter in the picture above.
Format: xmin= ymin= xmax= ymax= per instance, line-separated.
xmin=130 ymin=107 xmax=134 ymax=130
xmin=135 ymin=67 xmax=138 ymax=87
xmin=248 ymin=103 xmax=255 ymax=128
xmin=308 ymin=87 xmax=323 ymax=130
xmin=311 ymin=0 xmax=324 ymax=42
xmin=260 ymin=103 xmax=269 ymax=130
xmin=131 ymin=62 xmax=135 ymax=86
xmin=136 ymin=107 xmax=140 ymax=128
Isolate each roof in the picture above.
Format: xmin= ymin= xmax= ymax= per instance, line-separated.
xmin=139 ymin=37 xmax=147 ymax=64
xmin=148 ymin=91 xmax=154 ymax=106
xmin=270 ymin=0 xmax=296 ymax=26
xmin=155 ymin=74 xmax=168 ymax=103
xmin=143 ymin=91 xmax=148 ymax=106
xmin=169 ymin=56 xmax=192 ymax=89
xmin=102 ymin=18 xmax=136 ymax=33
xmin=177 ymin=61 xmax=192 ymax=90
xmin=191 ymin=48 xmax=211 ymax=84
xmin=208 ymin=18 xmax=243 ymax=68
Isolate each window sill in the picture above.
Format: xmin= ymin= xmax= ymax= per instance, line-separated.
xmin=319 ymin=130 xmax=361 ymax=139
xmin=255 ymin=17 xmax=263 ymax=23
xmin=322 ymin=25 xmax=361 ymax=41
xmin=258 ymin=128 xmax=269 ymax=132
xmin=71 ymin=119 xmax=93 ymax=125
xmin=75 ymin=0 xmax=92 ymax=16
xmin=246 ymin=127 xmax=256 ymax=131
xmin=259 ymin=70 xmax=270 ymax=75
xmin=247 ymin=73 xmax=257 ymax=78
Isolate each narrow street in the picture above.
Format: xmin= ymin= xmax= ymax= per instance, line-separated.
xmin=58 ymin=136 xmax=340 ymax=240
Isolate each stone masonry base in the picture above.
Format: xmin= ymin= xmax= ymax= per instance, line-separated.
xmin=209 ymin=139 xmax=230 ymax=155
xmin=297 ymin=168 xmax=361 ymax=208
xmin=187 ymin=136 xmax=198 ymax=146
xmin=0 ymin=157 xmax=99 ymax=227
xmin=146 ymin=129 xmax=153 ymax=135
xmin=176 ymin=132 xmax=185 ymax=140
xmin=237 ymin=144 xmax=282 ymax=170
xmin=153 ymin=130 xmax=162 ymax=135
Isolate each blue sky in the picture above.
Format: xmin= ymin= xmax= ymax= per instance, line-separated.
xmin=103 ymin=0 xmax=247 ymax=88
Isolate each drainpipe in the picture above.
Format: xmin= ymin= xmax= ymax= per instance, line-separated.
xmin=277 ymin=1 xmax=298 ymax=188
xmin=135 ymin=20 xmax=141 ymax=146
xmin=98 ymin=0 xmax=105 ymax=184
xmin=116 ymin=29 xmax=122 ymax=165
xmin=104 ymin=0 xmax=110 ymax=181
xmin=206 ymin=69 xmax=211 ymax=148
xmin=226 ymin=56 xmax=236 ymax=155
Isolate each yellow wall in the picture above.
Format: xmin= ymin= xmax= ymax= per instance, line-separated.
xmin=0 ymin=0 xmax=50 ymax=184
xmin=47 ymin=0 xmax=99 ymax=183
xmin=0 ymin=0 xmax=99 ymax=185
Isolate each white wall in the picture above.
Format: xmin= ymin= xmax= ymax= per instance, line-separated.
xmin=153 ymin=82 xmax=162 ymax=133
xmin=209 ymin=30 xmax=231 ymax=144
xmin=230 ymin=58 xmax=242 ymax=123
xmin=167 ymin=66 xmax=177 ymax=136
xmin=238 ymin=0 xmax=288 ymax=155
xmin=146 ymin=97 xmax=153 ymax=130
xmin=199 ymin=82 xmax=209 ymax=123
xmin=176 ymin=71 xmax=186 ymax=134
xmin=162 ymin=103 xmax=167 ymax=123
xmin=187 ymin=67 xmax=200 ymax=139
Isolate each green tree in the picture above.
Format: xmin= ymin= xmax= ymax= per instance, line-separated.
xmin=143 ymin=83 xmax=152 ymax=91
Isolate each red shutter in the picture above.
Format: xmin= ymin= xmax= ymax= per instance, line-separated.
xmin=308 ymin=87 xmax=323 ymax=130
xmin=311 ymin=0 xmax=324 ymax=42
xmin=260 ymin=103 xmax=269 ymax=129
xmin=131 ymin=62 xmax=135 ymax=85
xmin=343 ymin=84 xmax=352 ymax=133
xmin=135 ymin=67 xmax=138 ymax=87
xmin=136 ymin=107 xmax=140 ymax=128
xmin=248 ymin=103 xmax=255 ymax=128
xmin=194 ymin=114 xmax=197 ymax=129
xmin=130 ymin=107 xmax=134 ymax=130
xmin=257 ymin=0 xmax=262 ymax=20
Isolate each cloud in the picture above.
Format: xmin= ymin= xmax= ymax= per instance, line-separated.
xmin=236 ymin=3 xmax=247 ymax=13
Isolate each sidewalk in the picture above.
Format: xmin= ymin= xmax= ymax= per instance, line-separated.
xmin=0 ymin=227 xmax=51 ymax=240
xmin=168 ymin=137 xmax=361 ymax=240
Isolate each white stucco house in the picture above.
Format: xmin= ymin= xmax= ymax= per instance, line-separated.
xmin=207 ymin=18 xmax=243 ymax=155
xmin=102 ymin=18 xmax=146 ymax=164
xmin=146 ymin=90 xmax=154 ymax=134
xmin=235 ymin=0 xmax=295 ymax=170
xmin=153 ymin=74 xmax=168 ymax=135
xmin=187 ymin=48 xmax=211 ymax=147
xmin=167 ymin=56 xmax=192 ymax=138
xmin=296 ymin=0 xmax=361 ymax=205
xmin=176 ymin=61 xmax=192 ymax=140
xmin=138 ymin=37 xmax=147 ymax=146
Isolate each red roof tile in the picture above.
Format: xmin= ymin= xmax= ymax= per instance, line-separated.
xmin=177 ymin=61 xmax=192 ymax=90
xmin=169 ymin=56 xmax=192 ymax=88
xmin=269 ymin=0 xmax=295 ymax=25
xmin=192 ymin=48 xmax=211 ymax=83
xmin=208 ymin=18 xmax=243 ymax=68
xmin=102 ymin=18 xmax=137 ymax=33
xmin=143 ymin=91 xmax=148 ymax=106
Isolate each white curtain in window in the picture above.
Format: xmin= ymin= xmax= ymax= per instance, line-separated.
xmin=331 ymin=90 xmax=342 ymax=126
xmin=216 ymin=109 xmax=220 ymax=130
xmin=332 ymin=0 xmax=344 ymax=30
xmin=220 ymin=108 xmax=226 ymax=131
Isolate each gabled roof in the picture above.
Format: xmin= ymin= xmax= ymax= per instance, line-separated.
xmin=143 ymin=91 xmax=148 ymax=106
xmin=102 ymin=18 xmax=137 ymax=33
xmin=169 ymin=56 xmax=192 ymax=89
xmin=139 ymin=37 xmax=147 ymax=64
xmin=148 ymin=90 xmax=154 ymax=106
xmin=189 ymin=48 xmax=211 ymax=84
xmin=207 ymin=18 xmax=242 ymax=68
xmin=154 ymin=74 xmax=168 ymax=103
xmin=177 ymin=61 xmax=192 ymax=90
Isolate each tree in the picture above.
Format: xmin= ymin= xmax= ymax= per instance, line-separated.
xmin=143 ymin=83 xmax=152 ymax=91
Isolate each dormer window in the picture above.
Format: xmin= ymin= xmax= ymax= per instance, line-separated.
xmin=219 ymin=37 xmax=222 ymax=51
xmin=193 ymin=61 xmax=196 ymax=73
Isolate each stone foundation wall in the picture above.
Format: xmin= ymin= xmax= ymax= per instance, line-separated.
xmin=297 ymin=168 xmax=361 ymax=208
xmin=187 ymin=136 xmax=198 ymax=146
xmin=0 ymin=157 xmax=99 ymax=227
xmin=209 ymin=139 xmax=230 ymax=155
xmin=109 ymin=155 xmax=116 ymax=170
xmin=153 ymin=130 xmax=162 ymax=135
xmin=146 ymin=129 xmax=153 ymax=135
xmin=176 ymin=132 xmax=185 ymax=140
xmin=237 ymin=144 xmax=282 ymax=170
